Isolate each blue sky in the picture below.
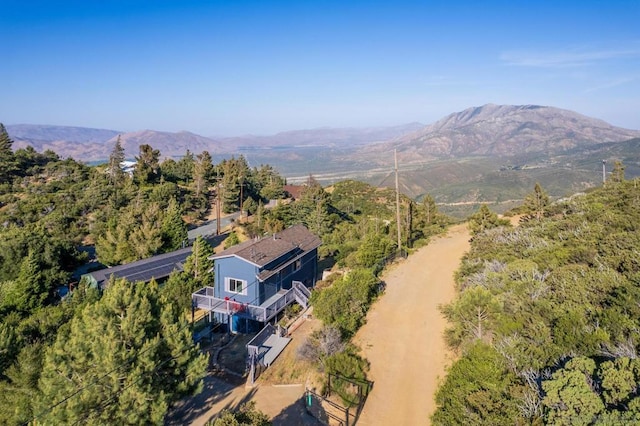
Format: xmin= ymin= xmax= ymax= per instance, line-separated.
xmin=2 ymin=0 xmax=640 ymax=136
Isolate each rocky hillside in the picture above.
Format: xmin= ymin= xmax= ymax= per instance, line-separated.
xmin=361 ymin=104 xmax=640 ymax=164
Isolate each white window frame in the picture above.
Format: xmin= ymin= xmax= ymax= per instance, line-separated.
xmin=225 ymin=277 xmax=248 ymax=296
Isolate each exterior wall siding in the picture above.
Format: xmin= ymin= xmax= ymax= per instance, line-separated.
xmin=214 ymin=256 xmax=259 ymax=304
xmin=214 ymin=248 xmax=318 ymax=306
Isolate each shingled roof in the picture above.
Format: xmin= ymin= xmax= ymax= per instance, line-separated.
xmin=211 ymin=224 xmax=321 ymax=268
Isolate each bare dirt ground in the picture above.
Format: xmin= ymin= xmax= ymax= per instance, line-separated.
xmin=170 ymin=317 xmax=324 ymax=426
xmin=354 ymin=223 xmax=470 ymax=425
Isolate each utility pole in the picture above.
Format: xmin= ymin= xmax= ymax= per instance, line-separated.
xmin=602 ymin=160 xmax=607 ymax=184
xmin=216 ymin=169 xmax=221 ymax=235
xmin=239 ymin=174 xmax=244 ymax=218
xmin=395 ymin=150 xmax=402 ymax=255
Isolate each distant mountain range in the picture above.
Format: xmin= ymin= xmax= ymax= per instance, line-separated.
xmin=6 ymin=122 xmax=425 ymax=161
xmin=8 ymin=105 xmax=638 ymax=162
xmin=6 ymin=105 xmax=640 ymax=216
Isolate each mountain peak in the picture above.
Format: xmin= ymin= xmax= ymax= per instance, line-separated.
xmin=369 ymin=104 xmax=640 ymax=160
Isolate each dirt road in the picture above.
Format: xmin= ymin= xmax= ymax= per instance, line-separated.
xmin=355 ymin=224 xmax=470 ymax=425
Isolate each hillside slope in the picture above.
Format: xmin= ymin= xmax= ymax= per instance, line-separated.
xmin=361 ymin=104 xmax=640 ymax=164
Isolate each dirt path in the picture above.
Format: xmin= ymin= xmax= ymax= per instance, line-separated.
xmin=355 ymin=223 xmax=470 ymax=425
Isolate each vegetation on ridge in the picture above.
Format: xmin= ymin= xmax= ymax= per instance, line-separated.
xmin=433 ymin=173 xmax=640 ymax=425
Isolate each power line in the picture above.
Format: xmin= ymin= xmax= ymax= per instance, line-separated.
xmin=71 ymin=340 xmax=199 ymax=425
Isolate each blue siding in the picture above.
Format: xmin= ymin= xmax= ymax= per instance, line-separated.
xmin=260 ymin=248 xmax=318 ymax=293
xmin=214 ymin=248 xmax=318 ymax=306
xmin=214 ymin=256 xmax=259 ymax=304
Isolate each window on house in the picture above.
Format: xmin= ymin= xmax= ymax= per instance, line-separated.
xmin=225 ymin=277 xmax=247 ymax=295
xmin=295 ymin=259 xmax=302 ymax=271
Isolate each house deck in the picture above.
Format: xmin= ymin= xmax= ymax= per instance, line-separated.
xmin=255 ymin=334 xmax=291 ymax=366
xmin=192 ymin=281 xmax=310 ymax=324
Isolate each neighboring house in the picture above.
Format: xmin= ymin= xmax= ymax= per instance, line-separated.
xmin=82 ymin=247 xmax=192 ymax=290
xmin=283 ymin=184 xmax=305 ymax=201
xmin=192 ymin=224 xmax=321 ymax=333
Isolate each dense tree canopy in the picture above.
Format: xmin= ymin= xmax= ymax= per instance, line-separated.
xmin=37 ymin=278 xmax=208 ymax=425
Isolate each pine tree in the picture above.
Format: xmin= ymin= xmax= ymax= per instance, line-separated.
xmin=8 ymin=252 xmax=47 ymax=313
xmin=37 ymin=278 xmax=208 ymax=425
xmin=176 ymin=150 xmax=195 ymax=182
xmin=133 ymin=144 xmax=160 ymax=186
xmin=298 ymin=177 xmax=332 ymax=236
xmin=129 ymin=202 xmax=163 ymax=259
xmin=182 ymin=236 xmax=214 ymax=285
xmin=0 ymin=343 xmax=45 ymax=425
xmin=421 ymin=194 xmax=438 ymax=225
xmin=162 ymin=198 xmax=187 ymax=250
xmin=468 ymin=204 xmax=510 ymax=236
xmin=108 ymin=135 xmax=126 ymax=186
xmin=0 ymin=123 xmax=17 ymax=182
xmin=523 ymin=183 xmax=549 ymax=221
xmin=192 ymin=151 xmax=213 ymax=198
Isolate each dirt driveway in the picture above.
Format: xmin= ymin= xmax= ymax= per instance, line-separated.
xmin=355 ymin=224 xmax=470 ymax=425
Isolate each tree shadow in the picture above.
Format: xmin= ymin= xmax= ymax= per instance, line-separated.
xmin=271 ymin=395 xmax=327 ymax=426
xmin=165 ymin=373 xmax=240 ymax=425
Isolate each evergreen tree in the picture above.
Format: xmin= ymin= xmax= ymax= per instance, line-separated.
xmin=468 ymin=204 xmax=510 ymax=236
xmin=129 ymin=203 xmax=164 ymax=259
xmin=523 ymin=182 xmax=549 ymax=221
xmin=609 ymin=160 xmax=626 ymax=184
xmin=420 ymin=194 xmax=438 ymax=225
xmin=133 ymin=144 xmax=161 ymax=185
xmin=297 ymin=176 xmax=332 ymax=236
xmin=0 ymin=343 xmax=45 ymax=425
xmin=0 ymin=123 xmax=17 ymax=183
xmin=192 ymin=151 xmax=213 ymax=198
xmin=220 ymin=156 xmax=250 ymax=213
xmin=37 ymin=278 xmax=208 ymax=425
xmin=182 ymin=236 xmax=214 ymax=285
xmin=162 ymin=198 xmax=187 ymax=250
xmin=176 ymin=150 xmax=195 ymax=182
xmin=7 ymin=252 xmax=47 ymax=313
xmin=107 ymin=136 xmax=126 ymax=186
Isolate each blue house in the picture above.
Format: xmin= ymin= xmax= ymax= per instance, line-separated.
xmin=192 ymin=224 xmax=321 ymax=333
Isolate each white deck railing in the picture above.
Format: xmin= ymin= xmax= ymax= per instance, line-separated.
xmin=192 ymin=283 xmax=307 ymax=323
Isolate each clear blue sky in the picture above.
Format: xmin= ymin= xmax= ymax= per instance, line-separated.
xmin=2 ymin=0 xmax=640 ymax=136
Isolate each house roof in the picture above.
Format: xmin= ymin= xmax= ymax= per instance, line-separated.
xmin=283 ymin=185 xmax=305 ymax=200
xmin=211 ymin=224 xmax=321 ymax=268
xmin=84 ymin=246 xmax=192 ymax=289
